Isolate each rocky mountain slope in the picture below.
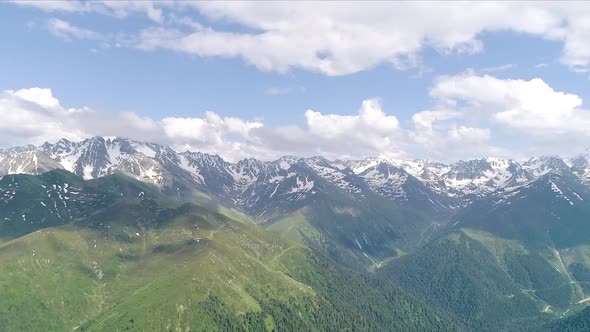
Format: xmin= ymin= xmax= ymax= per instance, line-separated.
xmin=3 ymin=137 xmax=590 ymax=214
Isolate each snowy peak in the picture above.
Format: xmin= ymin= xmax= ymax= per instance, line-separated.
xmin=38 ymin=136 xmax=168 ymax=181
xmin=446 ymin=159 xmax=494 ymax=181
xmin=570 ymin=150 xmax=590 ymax=184
xmin=523 ymin=156 xmax=570 ymax=177
xmin=440 ymin=158 xmax=532 ymax=197
xmin=304 ymin=156 xmax=363 ymax=194
xmin=0 ymin=149 xmax=61 ymax=175
xmin=360 ymin=162 xmax=409 ymax=200
xmin=4 ymin=137 xmax=590 ymax=220
xmin=74 ymin=136 xmax=111 ymax=179
xmin=487 ymin=172 xmax=589 ymax=212
xmin=274 ymin=155 xmax=301 ymax=170
xmin=178 ymin=151 xmax=236 ymax=193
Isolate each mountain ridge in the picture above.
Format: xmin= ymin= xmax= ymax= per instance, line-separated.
xmin=3 ymin=136 xmax=590 ymax=208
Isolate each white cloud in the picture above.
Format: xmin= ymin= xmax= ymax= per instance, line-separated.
xmin=480 ymin=64 xmax=515 ymax=73
xmin=560 ymin=16 xmax=590 ymax=71
xmin=0 ymin=88 xmax=267 ymax=161
xmin=99 ymin=1 xmax=163 ymax=23
xmin=264 ymin=87 xmax=290 ymax=96
xmin=48 ymin=18 xmax=102 ymax=41
xmin=134 ymin=2 xmax=590 ymax=75
xmin=11 ymin=2 xmax=590 ymax=75
xmin=12 ymin=87 xmax=61 ymax=108
xmin=12 ymin=0 xmax=89 ymax=13
xmin=429 ymin=72 xmax=590 ymax=157
xmin=2 ymin=80 xmax=589 ymax=162
xmin=448 ymin=126 xmax=491 ymax=144
xmin=0 ymin=88 xmax=408 ymax=161
xmin=14 ymin=0 xmax=165 ymax=22
xmin=412 ymin=110 xmax=461 ymax=134
xmin=0 ymin=88 xmax=88 ymax=145
xmin=431 ymin=73 xmax=590 ymax=133
xmin=160 ymin=112 xmax=262 ymax=145
xmin=306 ymin=99 xmax=398 ymax=137
xmin=0 ymin=88 xmax=170 ymax=148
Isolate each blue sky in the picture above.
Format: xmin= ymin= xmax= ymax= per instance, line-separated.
xmin=1 ymin=2 xmax=590 ymax=162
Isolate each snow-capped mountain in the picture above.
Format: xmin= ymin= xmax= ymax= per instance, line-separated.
xmin=358 ymin=161 xmax=449 ymax=209
xmin=439 ymin=157 xmax=534 ymax=198
xmin=523 ymin=156 xmax=571 ymax=177
xmin=38 ymin=137 xmax=176 ymax=184
xmin=570 ymin=149 xmax=590 ymax=185
xmin=0 ymin=147 xmax=62 ymax=175
xmin=452 ymin=170 xmax=590 ymax=248
xmin=2 ymin=137 xmax=590 ymax=221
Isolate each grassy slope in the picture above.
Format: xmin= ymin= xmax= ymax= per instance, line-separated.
xmin=0 ymin=199 xmax=460 ymax=331
xmin=0 ymin=169 xmax=163 ymax=243
xmin=0 ymin=201 xmax=309 ymax=331
xmin=266 ymin=190 xmax=442 ymax=272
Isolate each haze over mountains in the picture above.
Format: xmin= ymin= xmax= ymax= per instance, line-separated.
xmin=3 ymin=136 xmax=590 ymax=331
xmin=3 ymin=136 xmax=590 ymax=209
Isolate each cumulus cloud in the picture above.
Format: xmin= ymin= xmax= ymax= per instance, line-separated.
xmin=0 ymin=88 xmax=88 ymax=145
xmin=412 ymin=110 xmax=461 ymax=134
xmin=431 ymin=73 xmax=590 ymax=133
xmin=448 ymin=126 xmax=491 ymax=144
xmin=2 ymin=79 xmax=589 ymax=162
xmin=306 ymin=99 xmax=398 ymax=138
xmin=0 ymin=88 xmax=171 ymax=148
xmin=429 ymin=72 xmax=590 ymax=156
xmin=160 ymin=113 xmax=262 ymax=146
xmin=12 ymin=87 xmax=61 ymax=108
xmin=134 ymin=2 xmax=590 ymax=74
xmin=0 ymin=87 xmax=490 ymax=162
xmin=0 ymin=88 xmax=267 ymax=160
xmin=11 ymin=2 xmax=590 ymax=75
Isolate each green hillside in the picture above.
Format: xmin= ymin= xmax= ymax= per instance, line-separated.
xmin=380 ymin=227 xmax=590 ymax=331
xmin=267 ymin=188 xmax=443 ymax=271
xmin=547 ymin=307 xmax=590 ymax=331
xmin=379 ymin=230 xmax=545 ymax=331
xmin=378 ymin=173 xmax=590 ymax=330
xmin=0 ymin=169 xmax=161 ymax=243
xmin=0 ymin=192 xmax=460 ymax=331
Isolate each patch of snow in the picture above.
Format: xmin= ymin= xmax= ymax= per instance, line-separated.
xmin=178 ymin=155 xmax=204 ymax=183
xmin=550 ymin=181 xmax=574 ymax=205
xmin=355 ymin=239 xmax=362 ymax=249
xmin=83 ymin=165 xmax=94 ymax=180
xmin=132 ymin=143 xmax=157 ymax=158
xmin=287 ymin=177 xmax=314 ymax=193
xmin=279 ymin=161 xmax=291 ymax=170
xmin=571 ymin=191 xmax=584 ymax=201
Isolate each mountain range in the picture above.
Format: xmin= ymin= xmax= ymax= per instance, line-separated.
xmin=2 ymin=136 xmax=590 ymax=331
xmin=4 ymin=136 xmax=590 ymax=213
